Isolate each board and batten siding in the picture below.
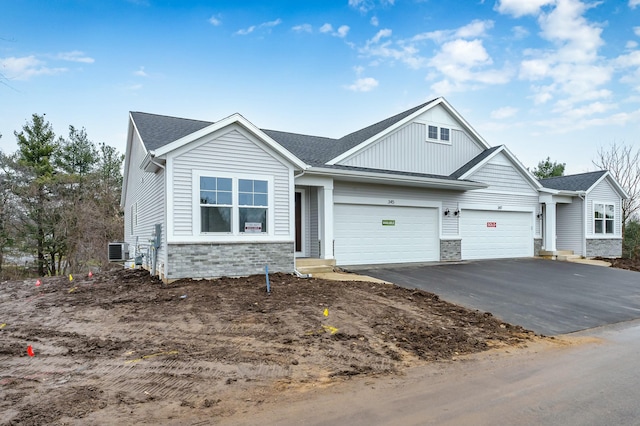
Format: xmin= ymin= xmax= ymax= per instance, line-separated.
xmin=171 ymin=128 xmax=291 ymax=237
xmin=586 ymin=178 xmax=622 ymax=237
xmin=339 ymin=126 xmax=483 ymax=176
xmin=123 ymin=130 xmax=167 ymax=268
xmin=556 ymin=200 xmax=584 ymax=255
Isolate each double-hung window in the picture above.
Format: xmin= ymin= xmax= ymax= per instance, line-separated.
xmin=593 ymin=202 xmax=614 ymax=235
xmin=197 ymin=172 xmax=270 ymax=235
xmin=238 ymin=179 xmax=268 ymax=233
xmin=200 ymin=177 xmax=233 ymax=232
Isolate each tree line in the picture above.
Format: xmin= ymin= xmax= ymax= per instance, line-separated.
xmin=0 ymin=114 xmax=123 ymax=278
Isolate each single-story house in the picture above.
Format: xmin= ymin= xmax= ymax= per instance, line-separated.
xmin=121 ymin=97 xmax=628 ymax=281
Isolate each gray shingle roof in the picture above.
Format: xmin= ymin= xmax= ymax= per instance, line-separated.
xmin=131 ymin=111 xmax=213 ymax=152
xmin=261 ymin=129 xmax=339 ymax=166
xmin=130 ymin=99 xmax=437 ymax=165
xmin=539 ymin=170 xmax=607 ymax=191
xmin=449 ymin=146 xmax=502 ymax=179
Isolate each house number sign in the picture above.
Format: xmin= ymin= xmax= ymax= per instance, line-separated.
xmin=487 ymin=222 xmax=497 ymax=228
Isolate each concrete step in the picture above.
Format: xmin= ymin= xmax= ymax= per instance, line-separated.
xmin=558 ymin=254 xmax=582 ymax=261
xmin=539 ymin=250 xmax=574 ymax=257
xmin=295 ymin=258 xmax=336 ymax=274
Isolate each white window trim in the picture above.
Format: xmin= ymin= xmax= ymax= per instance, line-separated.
xmin=425 ymin=124 xmax=452 ymax=145
xmin=592 ymin=200 xmax=616 ymax=237
xmin=192 ymin=170 xmax=274 ymax=239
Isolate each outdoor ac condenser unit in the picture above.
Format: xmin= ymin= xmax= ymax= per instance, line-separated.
xmin=108 ymin=242 xmax=129 ymax=262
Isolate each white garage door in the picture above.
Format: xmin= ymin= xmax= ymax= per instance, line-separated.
xmin=334 ymin=204 xmax=439 ymax=265
xmin=461 ymin=210 xmax=533 ymax=260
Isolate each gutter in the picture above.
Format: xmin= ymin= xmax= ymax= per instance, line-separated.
xmin=307 ymin=167 xmax=488 ymax=191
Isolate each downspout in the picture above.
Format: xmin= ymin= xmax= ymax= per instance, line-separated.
xmin=147 ymin=152 xmax=165 ymax=277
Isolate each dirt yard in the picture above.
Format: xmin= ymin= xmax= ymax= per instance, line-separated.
xmin=1 ymin=268 xmax=536 ymax=425
xmin=600 ymin=257 xmax=640 ymax=272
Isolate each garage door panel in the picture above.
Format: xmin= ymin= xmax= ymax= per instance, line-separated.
xmin=335 ymin=204 xmax=439 ymax=265
xmin=461 ymin=210 xmax=532 ymax=260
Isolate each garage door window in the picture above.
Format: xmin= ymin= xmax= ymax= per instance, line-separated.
xmin=594 ymin=203 xmax=614 ymax=235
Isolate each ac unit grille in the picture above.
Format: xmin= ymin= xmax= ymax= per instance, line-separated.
xmin=108 ymin=242 xmax=129 ymax=262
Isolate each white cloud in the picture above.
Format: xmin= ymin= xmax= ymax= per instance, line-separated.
xmin=495 ymin=0 xmax=555 ymax=17
xmin=345 ymin=77 xmax=379 ymax=92
xmin=512 ymin=26 xmax=529 ymax=39
xmin=320 ymin=23 xmax=350 ymax=38
xmin=455 ymin=19 xmax=494 ymax=39
xmin=626 ymin=41 xmax=638 ymax=49
xmin=634 ymin=26 xmax=640 ymax=37
xmin=292 ymin=24 xmax=312 ymax=33
xmin=133 ymin=66 xmax=147 ymax=77
xmin=0 ymin=55 xmax=66 ymax=80
xmin=630 ymin=0 xmax=640 ymax=8
xmin=370 ymin=16 xmax=379 ymax=26
xmin=412 ymin=19 xmax=494 ymax=43
xmin=353 ymin=65 xmax=365 ymax=75
xmin=370 ymin=28 xmax=392 ymax=44
xmin=320 ymin=23 xmax=333 ymax=34
xmin=57 ymin=51 xmax=94 ymax=63
xmin=336 ymin=25 xmax=350 ymax=38
xmin=491 ymin=106 xmax=519 ymax=119
xmin=235 ymin=18 xmax=282 ymax=35
xmin=349 ymin=0 xmax=394 ymax=13
xmin=209 ymin=15 xmax=221 ymax=26
xmin=517 ymin=0 xmax=613 ymax=110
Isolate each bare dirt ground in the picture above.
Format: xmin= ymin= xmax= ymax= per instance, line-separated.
xmin=1 ymin=269 xmax=536 ymax=425
xmin=597 ymin=257 xmax=640 ymax=272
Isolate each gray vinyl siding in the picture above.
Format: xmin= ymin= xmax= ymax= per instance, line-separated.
xmin=123 ymin=130 xmax=166 ymax=271
xmin=586 ymin=178 xmax=622 ymax=237
xmin=171 ymin=128 xmax=291 ymax=237
xmin=556 ymin=199 xmax=584 ymax=255
xmin=467 ymin=153 xmax=538 ymax=195
xmin=339 ymin=125 xmax=483 ymax=176
xmin=333 ymin=181 xmax=538 ymax=238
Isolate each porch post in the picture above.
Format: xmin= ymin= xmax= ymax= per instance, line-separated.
xmin=543 ymin=201 xmax=557 ymax=252
xmin=318 ymin=185 xmax=334 ymax=259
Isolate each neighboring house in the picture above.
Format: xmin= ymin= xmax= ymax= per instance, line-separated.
xmin=121 ymin=97 xmax=628 ymax=281
xmin=538 ymin=171 xmax=628 ymax=257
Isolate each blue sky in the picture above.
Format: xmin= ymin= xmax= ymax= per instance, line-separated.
xmin=1 ymin=0 xmax=639 ymax=174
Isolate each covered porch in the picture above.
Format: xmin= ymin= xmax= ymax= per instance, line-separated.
xmin=538 ymin=192 xmax=585 ymax=259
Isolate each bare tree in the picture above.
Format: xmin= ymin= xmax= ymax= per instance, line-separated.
xmin=593 ymin=142 xmax=640 ymax=236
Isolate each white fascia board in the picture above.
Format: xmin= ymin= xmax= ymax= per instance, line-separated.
xmin=438 ymin=97 xmax=491 ymax=150
xmin=459 ymin=145 xmax=543 ymax=190
xmin=153 ymin=113 xmax=308 ymax=170
xmin=121 ymin=114 xmax=149 ymax=207
xmin=326 ymin=98 xmax=441 ymax=166
xmin=458 ymin=145 xmax=504 ymax=179
xmin=587 ymin=171 xmax=630 ymax=199
xmin=326 ymin=97 xmax=492 ymax=166
xmin=308 ymin=167 xmax=488 ymax=191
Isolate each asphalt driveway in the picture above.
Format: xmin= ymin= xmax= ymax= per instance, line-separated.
xmin=356 ymin=258 xmax=640 ymax=335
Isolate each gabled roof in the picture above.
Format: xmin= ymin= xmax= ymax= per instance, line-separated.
xmin=539 ymin=170 xmax=607 ymax=191
xmin=452 ymin=145 xmax=542 ymax=190
xmin=449 ymin=146 xmax=501 ymax=179
xmin=130 ymin=111 xmax=212 ymax=151
xmin=326 ymin=98 xmax=491 ymax=165
xmin=261 ymin=129 xmax=339 ymax=166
